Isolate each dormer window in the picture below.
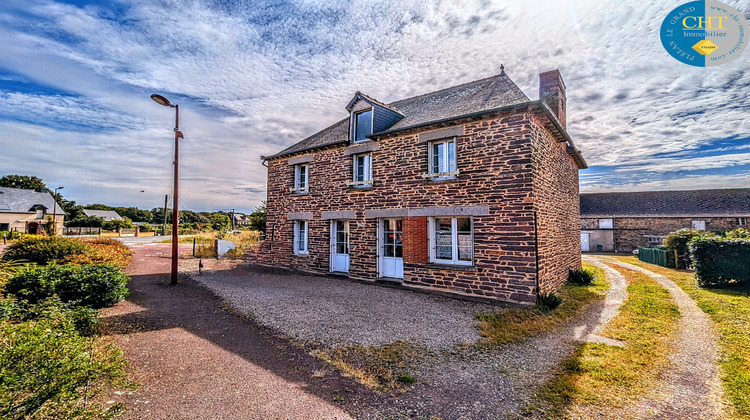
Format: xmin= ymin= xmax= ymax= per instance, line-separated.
xmin=36 ymin=209 xmax=45 ymax=219
xmin=354 ymin=109 xmax=372 ymax=142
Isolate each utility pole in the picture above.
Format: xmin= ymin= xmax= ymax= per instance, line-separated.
xmin=163 ymin=194 xmax=169 ymax=236
xmin=230 ymin=208 xmax=235 ymax=231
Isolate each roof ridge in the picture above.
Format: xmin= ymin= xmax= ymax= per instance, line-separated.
xmin=581 ymin=187 xmax=750 ymax=195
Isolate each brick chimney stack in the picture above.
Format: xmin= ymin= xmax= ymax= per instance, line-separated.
xmin=539 ymin=70 xmax=566 ymax=129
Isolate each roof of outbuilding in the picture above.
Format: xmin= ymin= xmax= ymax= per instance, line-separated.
xmin=266 ymin=71 xmax=530 ymax=159
xmin=82 ymin=210 xmax=122 ymax=221
xmin=0 ymin=187 xmax=64 ymax=214
xmin=580 ymin=188 xmax=750 ymax=217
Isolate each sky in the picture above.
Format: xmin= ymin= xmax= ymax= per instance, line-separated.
xmin=0 ymin=0 xmax=748 ymax=214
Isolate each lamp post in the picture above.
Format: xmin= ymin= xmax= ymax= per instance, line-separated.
xmin=52 ymin=186 xmax=64 ymax=235
xmin=151 ymin=94 xmax=184 ymax=285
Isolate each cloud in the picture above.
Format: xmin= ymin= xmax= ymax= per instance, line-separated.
xmin=0 ymin=0 xmax=749 ymax=212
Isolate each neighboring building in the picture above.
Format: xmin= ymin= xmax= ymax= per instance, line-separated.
xmin=82 ymin=209 xmax=123 ymax=222
xmin=255 ymin=69 xmax=586 ymax=305
xmin=580 ymin=188 xmax=750 ymax=253
xmin=233 ymin=213 xmax=253 ymax=226
xmin=0 ymin=187 xmax=65 ymax=234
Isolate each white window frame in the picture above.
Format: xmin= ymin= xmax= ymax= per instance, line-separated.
xmin=293 ymin=220 xmax=308 ymax=255
xmin=347 ymin=153 xmax=373 ymax=187
xmin=738 ymin=217 xmax=747 ymax=226
xmin=428 ymin=216 xmax=473 ymax=266
xmin=692 ymin=220 xmax=706 ymax=231
xmin=291 ymin=164 xmax=308 ymax=194
xmin=598 ymin=218 xmax=613 ymax=229
xmin=35 ymin=209 xmax=45 ymax=219
xmin=645 ymin=235 xmax=665 ymax=244
xmin=424 ymin=137 xmax=458 ymax=179
xmin=352 ymin=109 xmax=373 ymax=143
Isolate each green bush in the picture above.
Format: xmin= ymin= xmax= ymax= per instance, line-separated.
xmin=690 ymin=237 xmax=750 ymax=288
xmin=538 ymin=291 xmax=563 ymax=310
xmin=4 ymin=264 xmax=130 ymax=309
xmin=1 ymin=236 xmax=90 ymax=265
xmin=568 ymin=268 xmax=595 ymax=285
xmin=0 ymin=298 xmax=129 ymax=419
xmin=663 ymin=229 xmax=713 ymax=269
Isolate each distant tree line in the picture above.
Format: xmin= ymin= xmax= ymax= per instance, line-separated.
xmin=0 ymin=174 xmax=266 ymax=233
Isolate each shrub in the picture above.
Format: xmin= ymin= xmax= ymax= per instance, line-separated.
xmin=663 ymin=229 xmax=713 ymax=268
xmin=690 ymin=237 xmax=750 ymax=288
xmin=568 ymin=268 xmax=595 ymax=285
xmin=62 ymin=241 xmax=133 ymax=269
xmin=1 ymin=236 xmax=90 ymax=265
xmin=102 ymin=217 xmax=134 ymax=232
xmin=538 ymin=291 xmax=563 ymax=310
xmin=4 ymin=264 xmax=130 ymax=309
xmin=724 ymin=228 xmax=750 ymax=239
xmin=0 ymin=299 xmax=129 ymax=419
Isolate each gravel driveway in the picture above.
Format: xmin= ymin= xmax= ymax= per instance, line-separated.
xmin=195 ymin=266 xmax=500 ymax=350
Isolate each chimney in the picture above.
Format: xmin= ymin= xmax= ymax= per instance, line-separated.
xmin=539 ymin=70 xmax=566 ymax=129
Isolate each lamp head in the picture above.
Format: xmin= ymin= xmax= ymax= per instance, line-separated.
xmin=151 ymin=94 xmax=173 ymax=107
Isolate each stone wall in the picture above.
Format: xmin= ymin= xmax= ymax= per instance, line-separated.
xmin=257 ymin=109 xmax=580 ymax=304
xmin=530 ymin=114 xmax=581 ymax=292
xmin=579 ymin=216 xmax=747 ymax=252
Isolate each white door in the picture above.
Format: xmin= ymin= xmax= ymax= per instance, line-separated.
xmin=581 ymin=232 xmax=590 ymax=252
xmin=330 ymin=220 xmax=350 ymax=273
xmin=380 ymin=219 xmax=404 ymax=279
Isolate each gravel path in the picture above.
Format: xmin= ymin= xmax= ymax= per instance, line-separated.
xmin=595 ymin=258 xmax=728 ymax=419
xmin=102 ymin=244 xmax=358 ymax=419
xmin=195 ymin=265 xmax=498 ymax=350
xmin=192 ymin=259 xmax=630 ymax=418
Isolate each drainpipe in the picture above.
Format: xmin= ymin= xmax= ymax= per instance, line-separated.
xmin=533 ymin=211 xmax=540 ymax=301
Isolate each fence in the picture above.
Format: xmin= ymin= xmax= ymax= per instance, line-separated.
xmin=637 ymin=246 xmax=669 ymax=267
xmin=63 ymin=227 xmax=101 ymax=236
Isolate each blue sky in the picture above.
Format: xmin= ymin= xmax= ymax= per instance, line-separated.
xmin=0 ymin=0 xmax=748 ymax=213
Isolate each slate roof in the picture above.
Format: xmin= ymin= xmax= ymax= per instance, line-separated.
xmin=0 ymin=187 xmax=64 ymax=214
xmin=82 ymin=210 xmax=122 ymax=221
xmin=266 ymin=71 xmax=530 ymax=159
xmin=580 ymin=189 xmax=750 ymax=217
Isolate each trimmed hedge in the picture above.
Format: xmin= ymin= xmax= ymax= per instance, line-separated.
xmin=4 ymin=264 xmax=130 ymax=309
xmin=1 ymin=236 xmax=89 ymax=265
xmin=690 ymin=237 xmax=750 ymax=288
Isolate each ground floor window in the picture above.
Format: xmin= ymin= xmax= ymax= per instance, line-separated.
xmin=0 ymin=223 xmax=8 ymax=231
xmin=429 ymin=217 xmax=473 ymax=265
xmin=293 ymin=220 xmax=308 ymax=254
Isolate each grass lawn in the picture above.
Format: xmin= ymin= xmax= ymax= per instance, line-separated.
xmin=533 ymin=265 xmax=680 ymax=416
xmin=476 ymin=264 xmax=609 ymax=345
xmin=613 ymin=255 xmax=750 ymax=418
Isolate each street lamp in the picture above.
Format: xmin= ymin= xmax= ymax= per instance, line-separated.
xmin=52 ymin=186 xmax=63 ymax=235
xmin=151 ymin=94 xmax=184 ymax=285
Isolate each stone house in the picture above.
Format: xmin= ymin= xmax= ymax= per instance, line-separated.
xmin=0 ymin=187 xmax=65 ymax=234
xmin=580 ymin=188 xmax=750 ymax=253
xmin=255 ymin=69 xmax=586 ymax=305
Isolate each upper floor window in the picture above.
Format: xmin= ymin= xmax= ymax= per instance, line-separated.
xmin=598 ymin=218 xmax=613 ymax=229
xmin=293 ymin=220 xmax=308 ymax=254
xmin=692 ymin=220 xmax=706 ymax=231
xmin=427 ymin=138 xmax=457 ymax=179
xmin=429 ymin=216 xmax=473 ymax=265
xmin=348 ymin=153 xmax=372 ymax=188
xmin=292 ymin=164 xmax=308 ymax=194
xmin=35 ymin=209 xmax=45 ymax=219
xmin=354 ymin=110 xmax=372 ymax=142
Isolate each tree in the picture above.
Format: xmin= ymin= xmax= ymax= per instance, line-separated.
xmin=0 ymin=175 xmax=47 ymax=190
xmin=249 ymin=201 xmax=267 ymax=233
xmin=102 ymin=218 xmax=134 ymax=231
